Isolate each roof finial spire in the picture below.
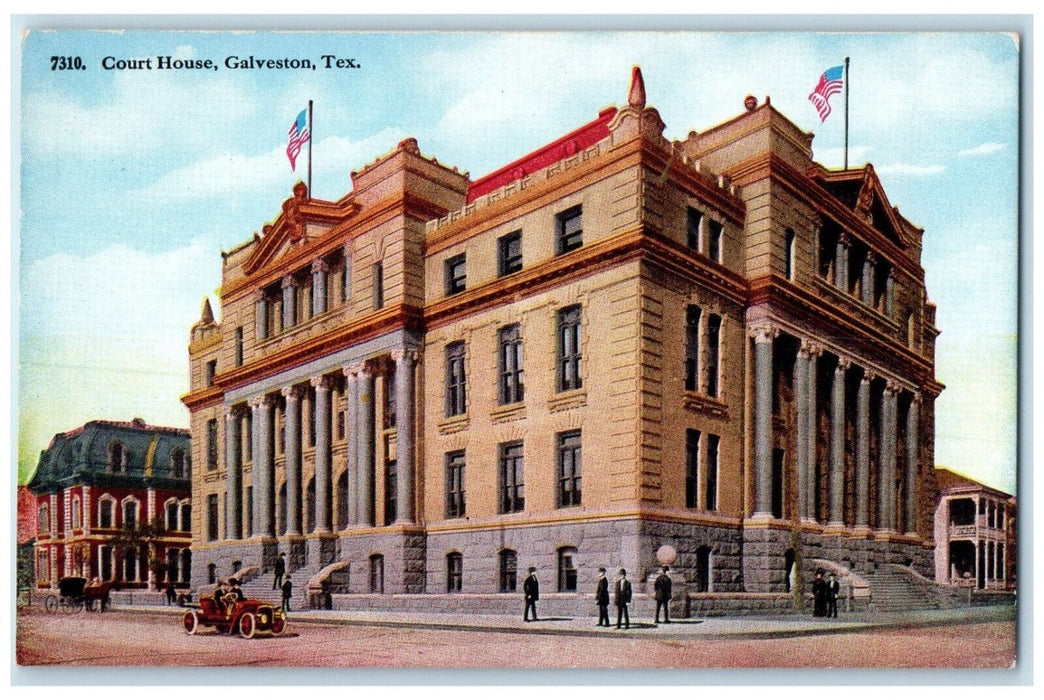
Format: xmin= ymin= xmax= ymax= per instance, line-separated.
xmin=628 ymin=66 xmax=646 ymax=110
xmin=200 ymin=297 xmax=215 ymax=325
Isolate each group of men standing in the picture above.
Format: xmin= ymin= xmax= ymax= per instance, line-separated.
xmin=523 ymin=565 xmax=675 ymax=629
xmin=811 ymin=568 xmax=841 ymax=618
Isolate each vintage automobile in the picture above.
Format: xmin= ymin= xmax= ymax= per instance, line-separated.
xmin=182 ymin=593 xmax=287 ymax=638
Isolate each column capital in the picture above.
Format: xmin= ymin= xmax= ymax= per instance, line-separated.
xmin=357 ymin=363 xmax=374 ymax=379
xmin=311 ymin=374 xmax=335 ymax=390
xmin=282 ymin=274 xmax=297 ymax=289
xmin=281 ymin=385 xmax=303 ymax=402
xmin=885 ymin=379 xmax=901 ymax=394
xmin=865 ymin=250 xmax=877 ymax=265
xmin=390 ymin=348 xmax=419 ymax=364
xmin=860 ymin=369 xmax=875 ymax=385
xmin=838 ymin=231 xmax=853 ymax=247
xmin=749 ymin=323 xmax=779 ymax=344
xmin=224 ymin=404 xmax=245 ymax=420
xmin=836 ymin=356 xmax=852 ymax=371
xmin=261 ymin=394 xmax=278 ymax=408
xmin=311 ymin=258 xmax=330 ymax=274
xmin=343 ymin=362 xmax=365 ymax=377
xmin=249 ymin=395 xmax=266 ymax=409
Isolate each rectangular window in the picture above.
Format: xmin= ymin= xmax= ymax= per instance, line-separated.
xmin=445 ymin=341 xmax=467 ymax=417
xmin=498 ymin=230 xmax=523 ymax=276
xmin=204 ymin=359 xmax=216 ymax=387
xmin=446 ymin=450 xmax=466 ymax=518
xmin=166 ymin=502 xmax=178 ymax=530
xmin=99 ymin=502 xmax=112 ymax=529
xmin=498 ymin=324 xmax=524 ymax=405
xmin=557 ymin=430 xmax=582 ymax=507
xmin=685 ymin=305 xmax=701 ymax=391
xmin=447 ymin=553 xmax=463 ymax=593
xmin=445 ymin=253 xmax=467 ymax=296
xmin=181 ymin=503 xmax=191 ymax=532
xmin=707 ymin=314 xmax=722 ymax=398
xmin=370 ymin=555 xmax=384 ymax=593
xmin=785 ymin=229 xmax=796 ymax=281
xmin=343 ymin=256 xmax=352 ymax=302
xmin=234 ymin=327 xmax=244 ymax=367
xmin=499 ymin=441 xmax=525 ymax=514
xmin=555 ymin=205 xmax=583 ymax=255
xmin=372 ymin=262 xmax=384 ymax=310
xmin=686 ymin=429 xmax=700 ymax=508
xmin=244 ymin=414 xmax=253 ymax=463
xmin=206 ymin=494 xmax=219 ymax=542
xmin=385 ymin=459 xmax=397 ymax=525
xmin=245 ymin=486 xmax=253 ymax=537
xmin=206 ymin=419 xmax=218 ymax=470
xmin=706 ymin=434 xmax=719 ymax=511
xmin=500 ymin=550 xmax=518 ymax=592
xmin=708 ymin=220 xmax=723 ymax=262
xmin=384 ymin=373 xmax=397 ymax=429
xmin=557 ymin=305 xmax=583 ymax=392
xmin=687 ymin=207 xmax=703 ymax=249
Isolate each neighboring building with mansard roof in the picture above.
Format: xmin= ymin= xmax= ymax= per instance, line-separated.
xmin=183 ymin=67 xmax=942 ymax=612
xmin=27 ymin=418 xmax=192 ymax=590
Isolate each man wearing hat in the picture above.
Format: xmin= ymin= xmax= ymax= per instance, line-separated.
xmin=523 ymin=566 xmax=539 ymax=622
xmin=614 ymin=568 xmax=632 ymax=629
xmin=273 ymin=552 xmax=286 ymax=589
xmin=654 ymin=565 xmax=673 ymax=624
xmin=595 ymin=567 xmax=610 ymax=627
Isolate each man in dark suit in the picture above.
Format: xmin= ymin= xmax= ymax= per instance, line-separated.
xmin=273 ymin=552 xmax=286 ymax=589
xmin=827 ymin=572 xmax=840 ymax=618
xmin=595 ymin=567 xmax=610 ymax=626
xmin=654 ymin=565 xmax=672 ymax=623
xmin=523 ymin=567 xmax=539 ymax=622
xmin=614 ymin=568 xmax=632 ymax=629
xmin=281 ymin=576 xmax=293 ymax=612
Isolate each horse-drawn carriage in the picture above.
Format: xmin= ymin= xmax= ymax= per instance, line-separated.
xmin=182 ymin=593 xmax=287 ymax=638
xmin=44 ymin=576 xmax=114 ymax=613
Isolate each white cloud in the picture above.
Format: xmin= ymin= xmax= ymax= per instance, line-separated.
xmin=958 ymin=142 xmax=1006 ymax=157
xmin=874 ymin=163 xmax=946 ymax=176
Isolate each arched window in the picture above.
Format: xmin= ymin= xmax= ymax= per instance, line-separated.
xmin=123 ymin=546 xmax=138 ymax=581
xmin=499 ymin=549 xmax=518 ymax=593
xmin=122 ymin=497 xmax=140 ymax=530
xmin=98 ymin=496 xmax=115 ymax=529
xmin=557 ymin=546 xmax=578 ymax=592
xmin=170 ymin=447 xmax=187 ymax=479
xmin=446 ymin=552 xmax=463 ymax=593
xmin=165 ymin=498 xmax=179 ymax=531
xmin=207 ymin=562 xmax=217 ymax=585
xmin=180 ymin=549 xmax=192 ymax=584
xmin=369 ymin=554 xmax=384 ymax=594
xmin=180 ymin=501 xmax=191 ymax=533
xmin=108 ymin=441 xmax=127 ymax=473
xmin=71 ymin=496 xmax=82 ymax=529
xmin=38 ymin=503 xmax=49 ymax=533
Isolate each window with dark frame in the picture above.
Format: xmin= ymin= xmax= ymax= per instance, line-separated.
xmin=558 ymin=547 xmax=578 ymax=592
xmin=372 ymin=262 xmax=384 ymax=310
xmin=557 ymin=305 xmax=582 ymax=392
xmin=445 ymin=253 xmax=467 ymax=296
xmin=307 ymin=390 xmax=316 ymax=447
xmin=555 ymin=205 xmax=583 ymax=255
xmin=206 ymin=494 xmax=218 ymax=542
xmin=557 ymin=430 xmax=582 ymax=507
xmin=205 ymin=359 xmax=217 ymax=387
xmin=245 ymin=486 xmax=253 ymax=537
xmin=234 ymin=327 xmax=244 ymax=367
xmin=707 ymin=314 xmax=722 ymax=398
xmin=38 ymin=504 xmax=49 ymax=533
xmin=686 ymin=429 xmax=700 ymax=509
xmin=706 ymin=434 xmax=720 ymax=511
xmin=785 ymin=229 xmax=796 ymax=280
xmin=447 ymin=552 xmax=463 ymax=593
xmin=244 ymin=413 xmax=253 ymax=462
xmin=445 ymin=450 xmax=466 ymax=518
xmin=206 ymin=419 xmax=218 ymax=470
xmin=498 ymin=324 xmax=524 ymax=405
xmin=370 ymin=554 xmax=384 ymax=593
xmin=708 ymin=220 xmax=723 ymax=262
xmin=499 ymin=441 xmax=525 ymax=514
xmin=498 ymin=230 xmax=523 ymax=276
xmin=181 ymin=502 xmax=191 ymax=531
xmin=499 ymin=549 xmax=518 ymax=592
xmin=166 ymin=501 xmax=178 ymax=531
xmin=385 ymin=459 xmax=397 ymax=525
xmin=685 ymin=305 xmax=701 ymax=392
xmin=99 ymin=500 xmax=113 ymax=529
xmin=687 ymin=207 xmax=703 ymax=249
xmin=445 ymin=341 xmax=467 ymax=417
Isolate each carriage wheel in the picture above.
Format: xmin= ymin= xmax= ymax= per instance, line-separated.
xmin=45 ymin=595 xmax=59 ymax=613
xmin=61 ymin=597 xmax=82 ymax=614
xmin=237 ymin=612 xmax=256 ymax=639
xmin=270 ymin=614 xmax=286 ymax=636
xmin=183 ymin=610 xmax=200 ymax=635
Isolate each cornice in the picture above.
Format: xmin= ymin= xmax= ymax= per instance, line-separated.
xmin=638 ymin=143 xmax=747 ymax=226
xmin=180 ymin=386 xmax=224 ymax=411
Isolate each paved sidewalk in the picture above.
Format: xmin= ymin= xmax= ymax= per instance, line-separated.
xmin=116 ymin=601 xmax=1015 ymax=640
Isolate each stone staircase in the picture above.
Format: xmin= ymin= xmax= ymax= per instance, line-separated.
xmin=864 ymin=565 xmax=962 ymax=612
xmin=236 ymin=562 xmax=322 ymax=610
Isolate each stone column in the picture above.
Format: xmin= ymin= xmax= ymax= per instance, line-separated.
xmin=282 ymin=386 xmax=302 ymax=536
xmin=343 ymin=244 xmax=353 ymax=302
xmin=343 ymin=365 xmax=360 ymax=525
xmin=861 ymin=252 xmax=875 ymax=306
xmin=312 ymin=375 xmax=333 ymax=533
xmin=357 ymin=364 xmax=375 ymax=526
xmin=752 ymin=325 xmax=776 ymax=517
xmin=255 ymin=293 xmax=268 ymax=340
xmin=886 ymin=272 xmax=896 ymax=318
xmin=224 ymin=405 xmax=243 ymax=540
xmin=258 ymin=395 xmax=276 ymax=537
xmin=835 ymin=234 xmax=849 ymax=290
xmin=250 ymin=398 xmax=263 ymax=536
xmin=905 ymin=393 xmax=920 ymax=534
xmin=281 ymin=275 xmax=296 ymax=331
xmin=794 ymin=343 xmax=810 ymax=521
xmin=855 ymin=371 xmax=872 ymax=529
xmin=392 ymin=349 xmax=417 ymax=524
xmin=878 ymin=382 xmax=898 ymax=531
xmin=312 ymin=259 xmax=329 ymax=316
xmin=828 ymin=357 xmax=848 ymax=527
xmin=806 ymin=346 xmax=820 ymax=521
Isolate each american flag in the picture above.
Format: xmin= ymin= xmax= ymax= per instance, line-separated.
xmin=286 ymin=108 xmax=310 ymax=171
xmin=808 ymin=65 xmax=845 ymax=122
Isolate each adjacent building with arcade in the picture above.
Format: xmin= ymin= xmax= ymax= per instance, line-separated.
xmin=183 ymin=68 xmax=942 ymax=608
xmin=28 ymin=418 xmax=193 ymax=590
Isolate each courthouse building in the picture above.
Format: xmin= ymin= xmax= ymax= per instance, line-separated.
xmin=183 ymin=68 xmax=942 ymax=603
xmin=28 ymin=418 xmax=193 ymax=589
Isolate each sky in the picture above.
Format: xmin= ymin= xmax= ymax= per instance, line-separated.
xmin=15 ymin=29 xmax=1020 ymax=494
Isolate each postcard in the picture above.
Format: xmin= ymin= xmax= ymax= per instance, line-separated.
xmin=13 ymin=23 xmax=1020 ymax=674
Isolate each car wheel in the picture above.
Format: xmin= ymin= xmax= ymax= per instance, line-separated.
xmin=237 ymin=612 xmax=256 ymax=639
xmin=270 ymin=614 xmax=286 ymax=636
xmin=183 ymin=610 xmax=199 ymax=635
xmin=45 ymin=595 xmax=59 ymax=613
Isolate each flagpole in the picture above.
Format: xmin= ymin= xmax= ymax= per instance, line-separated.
xmin=843 ymin=57 xmax=850 ymax=170
xmin=307 ymin=99 xmax=313 ymax=199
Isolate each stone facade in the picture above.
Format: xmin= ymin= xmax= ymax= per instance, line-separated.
xmin=184 ymin=67 xmax=941 ymax=611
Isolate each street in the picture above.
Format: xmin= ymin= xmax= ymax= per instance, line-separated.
xmin=15 ymin=606 xmax=1016 ymax=668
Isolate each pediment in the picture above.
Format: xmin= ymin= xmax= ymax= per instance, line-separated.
xmin=244 ymin=182 xmax=359 ymax=276
xmin=812 ymin=164 xmax=908 ymax=248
